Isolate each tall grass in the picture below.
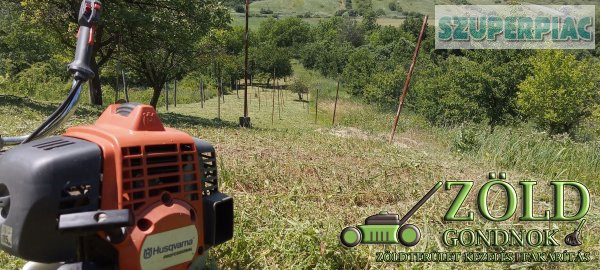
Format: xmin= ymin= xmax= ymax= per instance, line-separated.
xmin=476 ymin=127 xmax=600 ymax=187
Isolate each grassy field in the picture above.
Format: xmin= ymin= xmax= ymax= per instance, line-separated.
xmin=249 ymin=0 xmax=341 ymax=17
xmin=1 ymin=61 xmax=599 ymax=269
xmin=232 ymin=0 xmax=600 ymax=30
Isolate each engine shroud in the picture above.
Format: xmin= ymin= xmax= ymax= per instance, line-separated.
xmin=0 ymin=104 xmax=233 ymax=269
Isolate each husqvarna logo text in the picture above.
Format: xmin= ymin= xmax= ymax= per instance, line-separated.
xmin=143 ymin=238 xmax=194 ymax=259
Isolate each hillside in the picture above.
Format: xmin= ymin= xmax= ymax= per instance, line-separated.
xmin=1 ymin=62 xmax=598 ymax=269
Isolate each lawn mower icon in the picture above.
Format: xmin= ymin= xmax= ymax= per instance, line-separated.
xmin=339 ymin=182 xmax=442 ymax=248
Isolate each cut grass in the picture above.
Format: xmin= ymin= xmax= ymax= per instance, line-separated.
xmin=1 ymin=62 xmax=599 ymax=269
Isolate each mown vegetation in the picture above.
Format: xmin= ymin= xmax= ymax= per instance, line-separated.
xmin=1 ymin=0 xmax=599 ymax=269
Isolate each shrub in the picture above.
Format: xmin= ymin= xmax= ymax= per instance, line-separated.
xmin=517 ymin=50 xmax=599 ymax=135
xmin=234 ymin=4 xmax=245 ymax=13
xmin=260 ymin=8 xmax=273 ymax=15
xmin=289 ymin=79 xmax=309 ymax=100
xmin=388 ymin=2 xmax=397 ymax=11
xmin=347 ymin=9 xmax=358 ymax=17
xmin=452 ymin=125 xmax=482 ymax=153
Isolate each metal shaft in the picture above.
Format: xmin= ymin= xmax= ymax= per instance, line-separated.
xmin=389 ymin=15 xmax=428 ymax=143
xmin=243 ymin=0 xmax=249 ymax=118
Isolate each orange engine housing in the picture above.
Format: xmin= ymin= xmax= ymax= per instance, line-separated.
xmin=63 ymin=104 xmax=214 ymax=270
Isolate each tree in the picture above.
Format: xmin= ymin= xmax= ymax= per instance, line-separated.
xmin=300 ymin=42 xmax=325 ymax=69
xmin=289 ymin=79 xmax=309 ymax=100
xmin=342 ymin=48 xmax=377 ymax=96
xmin=21 ymin=0 xmax=228 ymax=106
xmin=361 ymin=10 xmax=379 ymax=33
xmin=0 ymin=1 xmax=62 ymax=77
xmin=252 ymin=42 xmax=292 ymax=85
xmin=313 ymin=16 xmax=363 ymax=47
xmin=120 ymin=1 xmax=230 ymax=108
xmin=363 ymin=65 xmax=406 ymax=106
xmin=518 ymin=50 xmax=599 ymax=135
xmin=257 ymin=17 xmax=312 ymax=49
xmin=412 ymin=56 xmax=489 ymax=126
xmin=21 ymin=0 xmax=118 ymax=105
xmin=353 ymin=0 xmax=373 ymax=16
xmin=464 ymin=50 xmax=532 ymax=131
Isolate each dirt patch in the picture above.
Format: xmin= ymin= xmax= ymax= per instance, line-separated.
xmin=317 ymin=127 xmax=422 ymax=149
xmin=317 ymin=127 xmax=372 ymax=140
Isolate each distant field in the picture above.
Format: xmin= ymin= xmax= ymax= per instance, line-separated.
xmin=231 ymin=14 xmax=325 ymax=29
xmin=231 ymin=14 xmax=408 ymax=30
xmin=249 ymin=0 xmax=341 ymax=17
xmin=236 ymin=0 xmax=598 ymax=21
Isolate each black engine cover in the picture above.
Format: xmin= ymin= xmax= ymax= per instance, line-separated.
xmin=0 ymin=136 xmax=101 ymax=263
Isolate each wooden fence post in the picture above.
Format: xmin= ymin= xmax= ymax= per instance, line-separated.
xmin=200 ymin=78 xmax=204 ymax=109
xmin=165 ymin=82 xmax=169 ymax=111
xmin=122 ymin=70 xmax=129 ymax=102
xmin=174 ymin=80 xmax=177 ymax=107
xmin=315 ymin=88 xmax=319 ymax=124
xmin=333 ymin=78 xmax=340 ymax=125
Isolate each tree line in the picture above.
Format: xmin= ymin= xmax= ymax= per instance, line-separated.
xmin=1 ymin=0 xmax=599 ymax=138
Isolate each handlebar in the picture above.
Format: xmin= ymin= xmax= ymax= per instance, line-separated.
xmin=69 ymin=0 xmax=102 ymax=81
xmin=0 ymin=0 xmax=101 ymax=149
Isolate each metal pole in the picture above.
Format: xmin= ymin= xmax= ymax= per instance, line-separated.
xmin=200 ymin=78 xmax=204 ymax=109
xmin=315 ymin=88 xmax=319 ymax=124
xmin=307 ymin=91 xmax=310 ymax=114
xmin=255 ymin=74 xmax=261 ymax=111
xmin=243 ymin=0 xmax=250 ymax=119
xmin=114 ymin=72 xmax=119 ymax=103
xmin=122 ymin=70 xmax=129 ymax=102
xmin=218 ymin=77 xmax=221 ymax=120
xmin=277 ymin=74 xmax=281 ymax=120
xmin=271 ymin=84 xmax=275 ymax=125
xmin=174 ymin=80 xmax=177 ymax=107
xmin=389 ymin=15 xmax=428 ymax=143
xmin=272 ymin=68 xmax=276 ymax=124
xmin=165 ymin=82 xmax=169 ymax=111
xmin=333 ymin=77 xmax=340 ymax=125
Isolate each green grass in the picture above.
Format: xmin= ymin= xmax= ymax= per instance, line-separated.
xmin=249 ymin=0 xmax=341 ymax=17
xmin=231 ymin=14 xmax=325 ymax=29
xmin=0 ymin=74 xmax=220 ymax=109
xmin=1 ymin=62 xmax=599 ymax=269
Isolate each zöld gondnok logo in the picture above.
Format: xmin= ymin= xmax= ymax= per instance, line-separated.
xmin=339 ymin=172 xmax=591 ymax=263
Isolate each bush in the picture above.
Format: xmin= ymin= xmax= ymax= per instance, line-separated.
xmin=347 ymin=9 xmax=358 ymax=17
xmin=452 ymin=125 xmax=482 ymax=153
xmin=344 ymin=0 xmax=352 ymax=9
xmin=388 ymin=2 xmax=397 ymax=11
xmin=517 ymin=50 xmax=599 ymax=135
xmin=1 ymin=62 xmax=71 ymax=101
xmin=375 ymin=8 xmax=386 ymax=17
xmin=342 ymin=48 xmax=377 ymax=96
xmin=260 ymin=8 xmax=273 ymax=15
xmin=289 ymin=79 xmax=309 ymax=100
xmin=234 ymin=4 xmax=245 ymax=13
xmin=363 ymin=66 xmax=406 ymax=106
xmin=412 ymin=56 xmax=488 ymax=126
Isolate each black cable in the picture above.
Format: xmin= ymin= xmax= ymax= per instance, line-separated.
xmin=22 ymin=80 xmax=84 ymax=144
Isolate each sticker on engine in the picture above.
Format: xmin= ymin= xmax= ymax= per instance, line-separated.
xmin=1 ymin=224 xmax=12 ymax=248
xmin=140 ymin=225 xmax=198 ymax=270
